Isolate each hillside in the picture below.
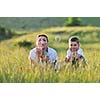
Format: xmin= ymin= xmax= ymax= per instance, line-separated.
xmin=2 ymin=26 xmax=100 ymax=51
xmin=0 ymin=17 xmax=66 ymax=30
xmin=0 ymin=17 xmax=100 ymax=31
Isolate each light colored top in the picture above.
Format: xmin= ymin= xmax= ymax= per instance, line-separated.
xmin=66 ymin=48 xmax=85 ymax=58
xmin=29 ymin=47 xmax=58 ymax=63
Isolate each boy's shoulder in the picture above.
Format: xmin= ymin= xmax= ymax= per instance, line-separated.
xmin=67 ymin=49 xmax=71 ymax=52
xmin=78 ymin=48 xmax=83 ymax=52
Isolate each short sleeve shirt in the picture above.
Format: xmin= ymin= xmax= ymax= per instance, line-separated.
xmin=29 ymin=47 xmax=58 ymax=63
xmin=66 ymin=48 xmax=85 ymax=58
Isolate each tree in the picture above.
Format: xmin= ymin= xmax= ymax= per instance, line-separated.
xmin=64 ymin=17 xmax=82 ymax=26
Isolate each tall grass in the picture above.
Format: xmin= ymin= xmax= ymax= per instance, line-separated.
xmin=0 ymin=43 xmax=100 ymax=83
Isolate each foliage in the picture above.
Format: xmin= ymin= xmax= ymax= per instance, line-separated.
xmin=16 ymin=40 xmax=32 ymax=48
xmin=0 ymin=17 xmax=100 ymax=31
xmin=64 ymin=17 xmax=83 ymax=26
xmin=0 ymin=25 xmax=15 ymax=41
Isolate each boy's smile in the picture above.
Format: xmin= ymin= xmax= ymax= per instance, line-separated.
xmin=69 ymin=41 xmax=79 ymax=52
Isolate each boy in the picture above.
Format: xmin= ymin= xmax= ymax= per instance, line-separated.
xmin=29 ymin=34 xmax=58 ymax=69
xmin=65 ymin=36 xmax=86 ymax=65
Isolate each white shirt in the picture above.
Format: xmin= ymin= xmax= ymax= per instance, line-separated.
xmin=29 ymin=47 xmax=58 ymax=63
xmin=66 ymin=48 xmax=85 ymax=58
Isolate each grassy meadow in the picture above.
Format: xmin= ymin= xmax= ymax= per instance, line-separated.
xmin=1 ymin=17 xmax=100 ymax=30
xmin=0 ymin=26 xmax=100 ymax=82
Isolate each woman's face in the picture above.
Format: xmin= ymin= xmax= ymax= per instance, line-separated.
xmin=69 ymin=41 xmax=79 ymax=52
xmin=36 ymin=36 xmax=48 ymax=50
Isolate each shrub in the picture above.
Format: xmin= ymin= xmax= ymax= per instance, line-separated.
xmin=64 ymin=17 xmax=83 ymax=26
xmin=17 ymin=40 xmax=32 ymax=48
xmin=0 ymin=25 xmax=14 ymax=37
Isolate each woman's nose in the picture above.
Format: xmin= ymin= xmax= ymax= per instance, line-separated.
xmin=40 ymin=40 xmax=45 ymax=44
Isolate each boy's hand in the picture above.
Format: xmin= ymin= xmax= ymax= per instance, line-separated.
xmin=65 ymin=56 xmax=71 ymax=62
xmin=72 ymin=51 xmax=80 ymax=59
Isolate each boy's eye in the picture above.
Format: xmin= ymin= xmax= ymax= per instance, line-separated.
xmin=71 ymin=44 xmax=77 ymax=46
xmin=74 ymin=44 xmax=77 ymax=46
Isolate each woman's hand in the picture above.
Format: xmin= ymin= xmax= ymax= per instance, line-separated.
xmin=36 ymin=47 xmax=44 ymax=57
xmin=36 ymin=47 xmax=49 ymax=62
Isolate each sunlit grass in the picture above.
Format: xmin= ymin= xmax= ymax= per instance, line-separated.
xmin=0 ymin=45 xmax=100 ymax=82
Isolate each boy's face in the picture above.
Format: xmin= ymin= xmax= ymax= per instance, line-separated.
xmin=36 ymin=36 xmax=48 ymax=50
xmin=69 ymin=41 xmax=79 ymax=52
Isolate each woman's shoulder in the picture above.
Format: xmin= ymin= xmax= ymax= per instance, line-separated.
xmin=30 ymin=48 xmax=36 ymax=53
xmin=48 ymin=47 xmax=57 ymax=54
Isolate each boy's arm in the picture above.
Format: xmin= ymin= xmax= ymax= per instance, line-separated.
xmin=65 ymin=56 xmax=71 ymax=62
xmin=65 ymin=51 xmax=81 ymax=62
xmin=65 ymin=49 xmax=71 ymax=62
xmin=77 ymin=48 xmax=85 ymax=58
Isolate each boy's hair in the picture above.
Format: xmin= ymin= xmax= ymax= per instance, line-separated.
xmin=69 ymin=36 xmax=80 ymax=44
xmin=37 ymin=34 xmax=48 ymax=42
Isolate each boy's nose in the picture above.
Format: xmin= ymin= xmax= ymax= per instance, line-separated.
xmin=71 ymin=46 xmax=74 ymax=48
xmin=72 ymin=46 xmax=76 ymax=48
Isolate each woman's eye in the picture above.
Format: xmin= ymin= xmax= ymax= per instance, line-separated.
xmin=38 ymin=39 xmax=41 ymax=42
xmin=43 ymin=39 xmax=46 ymax=41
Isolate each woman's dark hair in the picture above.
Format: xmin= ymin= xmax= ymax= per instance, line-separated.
xmin=37 ymin=34 xmax=48 ymax=42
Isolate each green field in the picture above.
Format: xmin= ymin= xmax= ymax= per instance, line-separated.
xmin=0 ymin=17 xmax=100 ymax=30
xmin=0 ymin=26 xmax=100 ymax=82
